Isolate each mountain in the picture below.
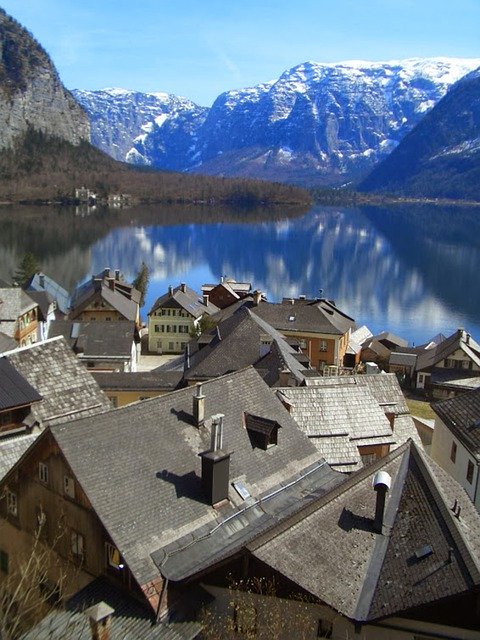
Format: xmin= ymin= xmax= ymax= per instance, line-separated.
xmin=74 ymin=58 xmax=480 ymax=186
xmin=0 ymin=8 xmax=89 ymax=149
xmin=359 ymin=68 xmax=480 ymax=200
xmin=72 ymin=88 xmax=208 ymax=171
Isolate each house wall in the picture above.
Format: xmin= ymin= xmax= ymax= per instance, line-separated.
xmin=104 ymin=389 xmax=164 ymax=408
xmin=148 ymin=306 xmax=194 ymax=353
xmin=281 ymin=331 xmax=348 ymax=369
xmin=435 ymin=348 xmax=480 ymax=372
xmin=201 ymin=585 xmax=479 ymax=640
xmin=16 ymin=308 xmax=38 ymax=346
xmin=431 ymin=418 xmax=480 ymax=511
xmin=0 ymin=434 xmax=133 ymax=598
xmin=74 ymin=307 xmax=126 ymax=322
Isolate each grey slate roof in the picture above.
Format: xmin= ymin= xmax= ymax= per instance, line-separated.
xmin=416 ymin=328 xmax=480 ymax=372
xmin=430 ymin=367 xmax=480 ymax=392
xmin=70 ymin=281 xmax=138 ymax=322
xmin=389 ymin=351 xmax=418 ymax=367
xmin=20 ymin=576 xmax=201 ymax=640
xmin=48 ymin=320 xmax=136 ymax=358
xmin=24 ymin=272 xmax=70 ymax=315
xmin=248 ymin=441 xmax=480 ymax=622
xmin=0 ymin=433 xmax=38 ymax=480
xmin=0 ymin=331 xmax=17 ymax=353
xmin=0 ymin=358 xmax=42 ymax=410
xmin=0 ymin=287 xmax=37 ymax=336
xmin=46 ymin=367 xmax=321 ymax=587
xmin=432 ymin=387 xmax=480 ymax=460
xmin=251 ymin=297 xmax=355 ymax=336
xmin=184 ymin=307 xmax=310 ymax=385
xmin=282 ymin=373 xmax=421 ymax=470
xmin=3 ymin=337 xmax=112 ymax=426
xmin=149 ymin=284 xmax=219 ymax=319
xmin=25 ymin=290 xmax=55 ymax=320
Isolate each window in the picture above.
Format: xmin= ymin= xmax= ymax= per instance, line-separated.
xmin=64 ymin=475 xmax=75 ymax=499
xmin=6 ymin=490 xmax=17 ymax=517
xmin=71 ymin=531 xmax=84 ymax=559
xmin=168 ymin=342 xmax=174 ymax=350
xmin=450 ymin=441 xmax=457 ymax=464
xmin=0 ymin=550 xmax=8 ymax=574
xmin=319 ymin=340 xmax=328 ymax=352
xmin=105 ymin=541 xmax=124 ymax=569
xmin=233 ymin=601 xmax=257 ymax=635
xmin=467 ymin=460 xmax=475 ymax=484
xmin=105 ymin=317 xmax=111 ymax=321
xmin=108 ymin=396 xmax=118 ymax=408
xmin=39 ymin=462 xmax=49 ymax=484
xmin=317 ymin=618 xmax=333 ymax=638
xmin=154 ymin=325 xmax=160 ymax=333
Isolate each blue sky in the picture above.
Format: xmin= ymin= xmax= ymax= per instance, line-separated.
xmin=2 ymin=0 xmax=480 ymax=106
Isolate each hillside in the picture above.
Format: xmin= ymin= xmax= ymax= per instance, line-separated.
xmin=0 ymin=128 xmax=311 ymax=206
xmin=359 ymin=68 xmax=480 ymax=200
xmin=0 ymin=8 xmax=89 ymax=149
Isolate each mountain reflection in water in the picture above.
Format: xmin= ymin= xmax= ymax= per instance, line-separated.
xmin=1 ymin=202 xmax=479 ymax=345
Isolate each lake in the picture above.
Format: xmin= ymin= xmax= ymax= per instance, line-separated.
xmin=1 ymin=202 xmax=479 ymax=346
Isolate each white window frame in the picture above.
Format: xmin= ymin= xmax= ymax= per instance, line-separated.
xmin=319 ymin=339 xmax=328 ymax=352
xmin=71 ymin=530 xmax=84 ymax=558
xmin=39 ymin=462 xmax=49 ymax=484
xmin=64 ymin=475 xmax=75 ymax=499
xmin=6 ymin=490 xmax=17 ymax=517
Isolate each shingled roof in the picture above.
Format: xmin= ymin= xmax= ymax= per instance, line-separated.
xmin=251 ymin=297 xmax=355 ymax=336
xmin=0 ymin=288 xmax=37 ymax=337
xmin=3 ymin=337 xmax=112 ymax=426
xmin=70 ymin=280 xmax=138 ymax=322
xmin=416 ymin=328 xmax=480 ymax=373
xmin=44 ymin=368 xmax=322 ymax=590
xmin=248 ymin=441 xmax=480 ymax=624
xmin=48 ymin=320 xmax=137 ymax=359
xmin=0 ymin=358 xmax=42 ymax=411
xmin=24 ymin=272 xmax=70 ymax=315
xmin=184 ymin=307 xmax=310 ymax=385
xmin=149 ymin=284 xmax=219 ymax=319
xmin=432 ymin=387 xmax=480 ymax=460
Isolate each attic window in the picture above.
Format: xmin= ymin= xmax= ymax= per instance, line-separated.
xmin=288 ymin=315 xmax=296 ymax=322
xmin=244 ymin=413 xmax=280 ymax=450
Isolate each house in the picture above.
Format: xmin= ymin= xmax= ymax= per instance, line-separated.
xmin=344 ymin=324 xmax=372 ymax=368
xmin=431 ymin=386 xmax=480 ymax=511
xmin=413 ymin=328 xmax=480 ymax=397
xmin=24 ymin=272 xmax=70 ymax=317
xmin=94 ymin=370 xmax=183 ymax=407
xmin=360 ymin=331 xmax=408 ymax=368
xmin=147 ymin=283 xmax=219 ymax=354
xmin=201 ymin=277 xmax=252 ymax=309
xmin=2 ymin=367 xmax=480 ymax=639
xmin=184 ymin=306 xmax=312 ymax=386
xmin=0 ymin=337 xmax=111 ymax=480
xmin=48 ymin=320 xmax=139 ymax=372
xmin=250 ymin=296 xmax=355 ymax=370
xmin=0 ymin=367 xmax=334 ymax=621
xmin=276 ymin=373 xmax=421 ymax=471
xmin=0 ymin=287 xmax=39 ymax=347
xmin=26 ymin=290 xmax=56 ymax=341
xmin=69 ymin=269 xmax=141 ymax=326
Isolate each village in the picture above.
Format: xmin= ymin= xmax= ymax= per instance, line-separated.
xmin=0 ymin=268 xmax=480 ymax=639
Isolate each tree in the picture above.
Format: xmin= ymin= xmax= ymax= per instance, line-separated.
xmin=132 ymin=262 xmax=150 ymax=308
xmin=190 ymin=314 xmax=218 ymax=338
xmin=12 ymin=252 xmax=39 ymax=286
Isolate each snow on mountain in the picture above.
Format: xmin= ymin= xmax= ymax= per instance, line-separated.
xmin=74 ymin=57 xmax=480 ymax=186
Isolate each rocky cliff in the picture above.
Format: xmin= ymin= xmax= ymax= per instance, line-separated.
xmin=0 ymin=8 xmax=89 ymax=150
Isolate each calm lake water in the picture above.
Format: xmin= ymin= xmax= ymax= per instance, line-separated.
xmin=1 ymin=202 xmax=479 ymax=346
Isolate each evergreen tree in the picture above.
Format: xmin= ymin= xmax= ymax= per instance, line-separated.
xmin=132 ymin=261 xmax=150 ymax=308
xmin=13 ymin=252 xmax=39 ymax=285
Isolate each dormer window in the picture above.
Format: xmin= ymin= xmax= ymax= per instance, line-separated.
xmin=244 ymin=413 xmax=280 ymax=450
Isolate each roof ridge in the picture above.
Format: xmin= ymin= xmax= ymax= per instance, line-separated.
xmin=248 ymin=442 xmax=411 ymax=553
xmin=2 ymin=335 xmax=63 ymax=358
xmin=411 ymin=444 xmax=480 ymax=583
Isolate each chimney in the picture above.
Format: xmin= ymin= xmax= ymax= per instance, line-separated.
xmin=39 ymin=273 xmax=45 ymax=288
xmin=84 ymin=601 xmax=114 ymax=640
xmin=168 ymin=285 xmax=173 ymax=296
xmin=386 ymin=412 xmax=395 ymax=430
xmin=181 ymin=283 xmax=186 ymax=293
xmin=466 ymin=333 xmax=471 ymax=345
xmin=252 ymin=290 xmax=263 ymax=306
xmin=104 ymin=267 xmax=110 ymax=278
xmin=199 ymin=414 xmax=231 ymax=506
xmin=203 ymin=294 xmax=209 ymax=306
xmin=114 ymin=269 xmax=120 ymax=280
xmin=193 ymin=384 xmax=205 ymax=426
xmin=279 ymin=367 xmax=291 ymax=386
xmin=108 ymin=278 xmax=115 ymax=291
xmin=372 ymin=471 xmax=391 ymax=534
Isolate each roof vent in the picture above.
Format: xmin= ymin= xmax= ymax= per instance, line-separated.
xmin=415 ymin=544 xmax=433 ymax=560
xmin=372 ymin=471 xmax=391 ymax=534
xmin=193 ymin=383 xmax=205 ymax=427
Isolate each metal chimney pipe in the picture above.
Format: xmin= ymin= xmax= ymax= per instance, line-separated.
xmin=373 ymin=471 xmax=391 ymax=534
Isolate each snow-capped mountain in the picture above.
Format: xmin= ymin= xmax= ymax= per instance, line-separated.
xmin=75 ymin=58 xmax=480 ymax=186
xmin=72 ymin=88 xmax=208 ymax=170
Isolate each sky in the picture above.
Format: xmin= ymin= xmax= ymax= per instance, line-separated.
xmin=2 ymin=0 xmax=480 ymax=106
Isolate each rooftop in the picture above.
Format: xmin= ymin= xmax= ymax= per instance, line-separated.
xmin=432 ymin=386 xmax=480 ymax=459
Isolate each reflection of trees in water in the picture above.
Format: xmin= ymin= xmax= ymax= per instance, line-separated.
xmin=1 ymin=202 xmax=480 ymax=339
